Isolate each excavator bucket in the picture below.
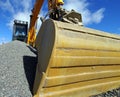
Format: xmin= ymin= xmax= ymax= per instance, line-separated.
xmin=33 ymin=19 xmax=120 ymax=97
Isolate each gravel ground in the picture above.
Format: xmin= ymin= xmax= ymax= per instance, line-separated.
xmin=0 ymin=41 xmax=37 ymax=97
xmin=91 ymin=87 xmax=120 ymax=97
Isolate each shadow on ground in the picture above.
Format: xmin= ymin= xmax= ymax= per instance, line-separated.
xmin=23 ymin=56 xmax=37 ymax=94
xmin=23 ymin=45 xmax=38 ymax=94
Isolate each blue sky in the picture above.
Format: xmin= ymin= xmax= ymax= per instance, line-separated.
xmin=0 ymin=0 xmax=120 ymax=44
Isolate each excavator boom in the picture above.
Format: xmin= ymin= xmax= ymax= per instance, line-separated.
xmin=27 ymin=0 xmax=64 ymax=46
xmin=27 ymin=0 xmax=44 ymax=46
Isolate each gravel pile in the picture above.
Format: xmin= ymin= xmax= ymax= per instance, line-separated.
xmin=91 ymin=87 xmax=120 ymax=97
xmin=0 ymin=41 xmax=37 ymax=97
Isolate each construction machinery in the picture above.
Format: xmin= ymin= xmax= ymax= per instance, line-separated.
xmin=12 ymin=20 xmax=28 ymax=42
xmin=27 ymin=0 xmax=83 ymax=46
xmin=12 ymin=0 xmax=120 ymax=97
xmin=34 ymin=19 xmax=120 ymax=97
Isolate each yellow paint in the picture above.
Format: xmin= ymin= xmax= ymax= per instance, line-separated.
xmin=33 ymin=19 xmax=120 ymax=97
xmin=57 ymin=0 xmax=64 ymax=5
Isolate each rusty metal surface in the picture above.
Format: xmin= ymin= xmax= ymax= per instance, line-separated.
xmin=34 ymin=19 xmax=120 ymax=97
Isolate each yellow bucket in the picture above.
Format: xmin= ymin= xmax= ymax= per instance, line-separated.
xmin=34 ymin=19 xmax=120 ymax=97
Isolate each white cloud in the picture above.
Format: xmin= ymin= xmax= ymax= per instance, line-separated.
xmin=0 ymin=37 xmax=9 ymax=45
xmin=7 ymin=11 xmax=30 ymax=30
xmin=63 ymin=0 xmax=105 ymax=25
xmin=21 ymin=0 xmax=32 ymax=12
xmin=0 ymin=0 xmax=106 ymax=45
xmin=0 ymin=0 xmax=14 ymax=13
xmin=1 ymin=0 xmax=105 ymax=31
xmin=0 ymin=0 xmax=43 ymax=44
xmin=4 ymin=0 xmax=43 ymax=32
xmin=92 ymin=8 xmax=105 ymax=24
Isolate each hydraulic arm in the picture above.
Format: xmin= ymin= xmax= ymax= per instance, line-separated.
xmin=27 ymin=0 xmax=64 ymax=46
xmin=27 ymin=0 xmax=44 ymax=46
